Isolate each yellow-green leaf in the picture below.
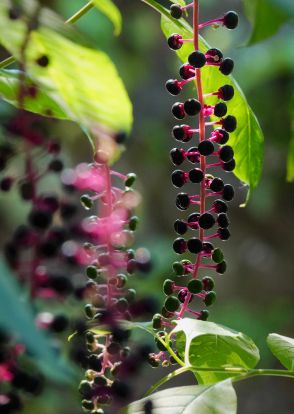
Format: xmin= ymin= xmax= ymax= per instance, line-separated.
xmin=91 ymin=0 xmax=122 ymax=35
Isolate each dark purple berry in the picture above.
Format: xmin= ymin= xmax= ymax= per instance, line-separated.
xmin=174 ymin=219 xmax=188 ymax=235
xmin=206 ymin=48 xmax=223 ymax=63
xmin=223 ymin=11 xmax=239 ymax=29
xmin=212 ymin=199 xmax=228 ymax=213
xmin=214 ymin=102 xmax=227 ymax=117
xmin=223 ymin=158 xmax=236 ymax=171
xmin=184 ymin=99 xmax=201 ymax=116
xmin=221 ymin=115 xmax=237 ymax=132
xmin=198 ymin=140 xmax=214 ymax=156
xmin=199 ymin=213 xmax=215 ymax=229
xmin=189 ymin=168 xmax=204 ymax=183
xmin=172 ymin=102 xmax=185 ymax=120
xmin=173 ymin=238 xmax=187 ymax=254
xmin=210 ymin=177 xmax=224 ymax=192
xmin=188 ymin=51 xmax=206 ymax=68
xmin=219 ymin=58 xmax=234 ymax=75
xmin=179 ymin=64 xmax=194 ymax=80
xmin=202 ymin=242 xmax=214 ymax=254
xmin=202 ymin=276 xmax=214 ymax=291
xmin=170 ymin=4 xmax=183 ymax=19
xmin=219 ymin=145 xmax=234 ymax=162
xmin=187 ymin=147 xmax=200 ymax=163
xmin=172 ymin=125 xmax=192 ymax=142
xmin=218 ymin=85 xmax=234 ymax=101
xmin=166 ymin=79 xmax=182 ymax=95
xmin=187 ymin=237 xmax=203 ymax=254
xmin=176 ymin=193 xmax=190 ymax=210
xmin=168 ymin=34 xmax=183 ymax=50
xmin=187 ymin=213 xmax=200 ymax=229
xmin=217 ymin=213 xmax=229 ymax=228
xmin=223 ymin=184 xmax=234 ymax=201
xmin=218 ymin=228 xmax=231 ymax=241
xmin=178 ymin=289 xmax=192 ymax=303
xmin=213 ymin=129 xmax=229 ymax=144
xmin=170 ymin=148 xmax=184 ymax=165
xmin=171 ymin=170 xmax=186 ymax=187
xmin=29 ymin=209 xmax=52 ymax=230
xmin=216 ymin=261 xmax=227 ymax=273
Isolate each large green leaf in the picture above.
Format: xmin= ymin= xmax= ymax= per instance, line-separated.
xmin=243 ymin=0 xmax=289 ymax=45
xmin=0 ymin=69 xmax=67 ymax=118
xmin=125 ymin=380 xmax=237 ymax=414
xmin=267 ymin=333 xmax=294 ymax=370
xmin=287 ymin=96 xmax=294 ymax=181
xmin=0 ymin=0 xmax=132 ymax=134
xmin=160 ymin=13 xmax=264 ymax=201
xmin=0 ymin=259 xmax=77 ymax=384
xmin=174 ymin=319 xmax=260 ymax=384
xmin=91 ymin=0 xmax=122 ymax=35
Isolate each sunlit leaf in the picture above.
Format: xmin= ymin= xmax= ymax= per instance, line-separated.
xmin=91 ymin=0 xmax=122 ymax=35
xmin=0 ymin=0 xmax=133 ymax=135
xmin=125 ymin=380 xmax=237 ymax=414
xmin=267 ymin=333 xmax=294 ymax=370
xmin=287 ymin=96 xmax=294 ymax=181
xmin=174 ymin=319 xmax=260 ymax=384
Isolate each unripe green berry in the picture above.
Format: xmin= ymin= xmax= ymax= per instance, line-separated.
xmin=125 ymin=173 xmax=136 ymax=187
xmin=86 ymin=265 xmax=98 ymax=279
xmin=164 ymin=296 xmax=180 ymax=312
xmin=199 ymin=309 xmax=209 ymax=320
xmin=187 ymin=279 xmax=202 ymax=294
xmin=129 ymin=215 xmax=139 ymax=231
xmin=126 ymin=288 xmax=136 ymax=302
xmin=216 ymin=261 xmax=227 ymax=274
xmin=163 ymin=279 xmax=174 ymax=295
xmin=80 ymin=194 xmax=93 ymax=210
xmin=152 ymin=313 xmax=162 ymax=330
xmin=172 ymin=261 xmax=184 ymax=275
xmin=204 ymin=291 xmax=216 ymax=306
xmin=212 ymin=248 xmax=224 ymax=264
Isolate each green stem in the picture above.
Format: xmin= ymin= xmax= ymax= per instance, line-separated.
xmin=156 ymin=334 xmax=185 ymax=367
xmin=145 ymin=366 xmax=189 ymax=396
xmin=0 ymin=1 xmax=95 ymax=69
xmin=0 ymin=56 xmax=16 ymax=69
xmin=65 ymin=1 xmax=94 ymax=24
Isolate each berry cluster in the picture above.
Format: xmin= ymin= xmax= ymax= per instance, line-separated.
xmin=150 ymin=1 xmax=239 ymax=365
xmin=72 ymin=150 xmax=154 ymax=413
xmin=0 ymin=329 xmax=44 ymax=414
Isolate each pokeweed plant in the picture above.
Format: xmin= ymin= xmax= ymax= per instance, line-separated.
xmin=0 ymin=1 xmax=293 ymax=414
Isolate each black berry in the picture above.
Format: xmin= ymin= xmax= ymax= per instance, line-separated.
xmin=223 ymin=11 xmax=239 ymax=29
xmin=171 ymin=170 xmax=186 ymax=187
xmin=219 ymin=145 xmax=234 ymax=162
xmin=170 ymin=4 xmax=183 ymax=19
xmin=173 ymin=237 xmax=187 ymax=254
xmin=168 ymin=34 xmax=183 ymax=50
xmin=223 ymin=184 xmax=234 ymax=201
xmin=214 ymin=102 xmax=227 ymax=117
xmin=189 ymin=168 xmax=204 ymax=183
xmin=187 ymin=237 xmax=203 ymax=254
xmin=166 ymin=79 xmax=182 ymax=95
xmin=219 ymin=58 xmax=234 ymax=75
xmin=198 ymin=213 xmax=215 ymax=229
xmin=218 ymin=85 xmax=234 ymax=101
xmin=174 ymin=219 xmax=188 ymax=235
xmin=172 ymin=102 xmax=185 ymax=119
xmin=188 ymin=51 xmax=206 ymax=68
xmin=198 ymin=140 xmax=214 ymax=156
xmin=210 ymin=177 xmax=224 ymax=192
xmin=184 ymin=99 xmax=201 ymax=116
xmin=176 ymin=193 xmax=190 ymax=210
xmin=170 ymin=148 xmax=184 ymax=165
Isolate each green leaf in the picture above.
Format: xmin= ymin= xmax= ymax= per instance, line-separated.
xmin=267 ymin=333 xmax=294 ymax=370
xmin=0 ymin=0 xmax=132 ymax=135
xmin=243 ymin=0 xmax=289 ymax=45
xmin=0 ymin=259 xmax=77 ymax=384
xmin=0 ymin=69 xmax=67 ymax=118
xmin=125 ymin=380 xmax=237 ymax=414
xmin=91 ymin=0 xmax=122 ymax=35
xmin=287 ymin=96 xmax=294 ymax=181
xmin=173 ymin=318 xmax=260 ymax=384
xmin=160 ymin=13 xmax=264 ymax=202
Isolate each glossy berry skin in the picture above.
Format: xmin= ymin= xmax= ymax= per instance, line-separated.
xmin=188 ymin=213 xmax=200 ymax=229
xmin=210 ymin=177 xmax=224 ymax=192
xmin=174 ymin=219 xmax=188 ymax=235
xmin=172 ymin=125 xmax=192 ymax=142
xmin=219 ymin=145 xmax=234 ymax=162
xmin=223 ymin=184 xmax=234 ymax=201
xmin=163 ymin=279 xmax=174 ymax=295
xmin=217 ymin=213 xmax=229 ymax=228
xmin=179 ymin=64 xmax=194 ymax=80
xmin=223 ymin=159 xmax=236 ymax=171
xmin=172 ymin=170 xmax=186 ymax=188
xmin=184 ymin=99 xmax=201 ymax=116
xmin=213 ymin=199 xmax=228 ymax=213
xmin=222 ymin=115 xmax=237 ymax=132
xmin=178 ymin=289 xmax=193 ymax=303
xmin=214 ymin=102 xmax=227 ymax=117
xmin=168 ymin=34 xmax=183 ymax=50
xmin=189 ymin=168 xmax=204 ymax=183
xmin=218 ymin=228 xmax=231 ymax=241
xmin=223 ymin=11 xmax=239 ymax=29
xmin=206 ymin=48 xmax=223 ymax=63
xmin=164 ymin=296 xmax=180 ymax=312
xmin=166 ymin=80 xmax=182 ymax=95
xmin=204 ymin=291 xmax=216 ymax=306
xmin=186 ymin=147 xmax=200 ymax=163
xmin=173 ymin=238 xmax=187 ymax=254
xmin=198 ymin=140 xmax=214 ymax=156
xmin=170 ymin=148 xmax=184 ymax=165
xmin=187 ymin=237 xmax=203 ymax=254
xmin=213 ymin=129 xmax=229 ymax=145
xmin=198 ymin=213 xmax=216 ymax=230
xmin=187 ymin=279 xmax=202 ymax=294
xmin=172 ymin=102 xmax=185 ymax=120
xmin=170 ymin=4 xmax=183 ymax=19
xmin=219 ymin=58 xmax=234 ymax=75
xmin=218 ymin=85 xmax=234 ymax=101
xmin=202 ymin=276 xmax=215 ymax=291
xmin=176 ymin=193 xmax=190 ymax=210
xmin=188 ymin=51 xmax=206 ymax=68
